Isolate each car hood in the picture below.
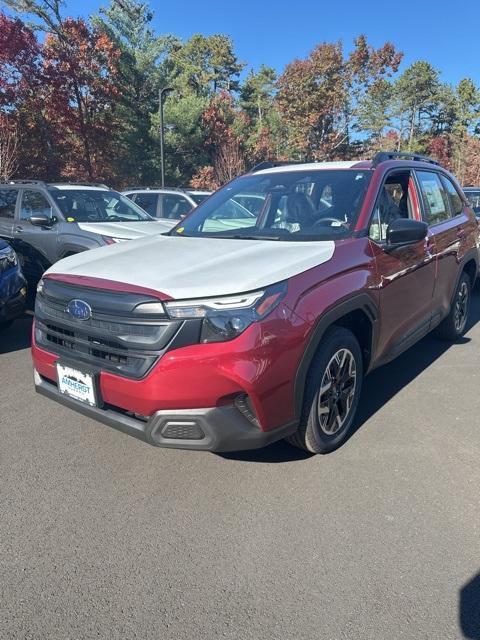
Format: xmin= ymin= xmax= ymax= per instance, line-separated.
xmin=46 ymin=235 xmax=335 ymax=299
xmin=77 ymin=220 xmax=175 ymax=239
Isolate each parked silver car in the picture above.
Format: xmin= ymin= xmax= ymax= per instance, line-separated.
xmin=0 ymin=181 xmax=175 ymax=287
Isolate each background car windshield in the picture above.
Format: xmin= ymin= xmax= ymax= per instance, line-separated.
xmin=175 ymin=170 xmax=371 ymax=240
xmin=50 ymin=190 xmax=153 ymax=222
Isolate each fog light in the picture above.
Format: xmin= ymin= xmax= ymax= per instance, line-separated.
xmin=234 ymin=394 xmax=260 ymax=427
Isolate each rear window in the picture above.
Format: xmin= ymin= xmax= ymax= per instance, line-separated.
xmin=441 ymin=176 xmax=463 ymax=216
xmin=416 ymin=171 xmax=450 ymax=224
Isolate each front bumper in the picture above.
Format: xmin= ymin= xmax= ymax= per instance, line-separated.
xmin=34 ymin=370 xmax=297 ymax=451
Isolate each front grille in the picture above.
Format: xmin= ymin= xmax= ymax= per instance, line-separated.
xmin=35 ymin=280 xmax=184 ymax=378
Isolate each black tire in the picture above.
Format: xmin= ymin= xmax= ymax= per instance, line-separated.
xmin=435 ymin=272 xmax=471 ymax=341
xmin=287 ymin=326 xmax=363 ymax=454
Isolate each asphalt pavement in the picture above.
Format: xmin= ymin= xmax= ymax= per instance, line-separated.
xmin=1 ymin=299 xmax=480 ymax=640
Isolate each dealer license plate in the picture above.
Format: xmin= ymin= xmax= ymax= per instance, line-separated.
xmin=56 ymin=362 xmax=97 ymax=406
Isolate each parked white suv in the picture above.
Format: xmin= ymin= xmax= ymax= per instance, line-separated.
xmin=123 ymin=188 xmax=212 ymax=220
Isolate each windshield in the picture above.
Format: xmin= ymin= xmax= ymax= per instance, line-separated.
xmin=174 ymin=170 xmax=371 ymax=241
xmin=465 ymin=190 xmax=480 ymax=213
xmin=49 ymin=189 xmax=153 ymax=222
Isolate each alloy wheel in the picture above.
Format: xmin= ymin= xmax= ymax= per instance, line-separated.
xmin=454 ymin=280 xmax=469 ymax=333
xmin=317 ymin=348 xmax=357 ymax=436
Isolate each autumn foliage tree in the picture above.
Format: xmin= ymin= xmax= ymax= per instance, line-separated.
xmin=2 ymin=0 xmax=480 ymax=188
xmin=276 ymin=37 xmax=402 ymax=161
xmin=42 ymin=18 xmax=120 ymax=181
xmin=198 ymin=91 xmax=246 ymax=186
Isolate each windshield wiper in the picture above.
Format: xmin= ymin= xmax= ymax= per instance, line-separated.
xmin=168 ymin=231 xmax=282 ymax=240
xmin=233 ymin=235 xmax=281 ymax=241
xmin=201 ymin=234 xmax=282 ymax=241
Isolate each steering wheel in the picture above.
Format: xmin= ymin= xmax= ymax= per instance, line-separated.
xmin=106 ymin=215 xmax=123 ymax=222
xmin=313 ymin=217 xmax=349 ymax=229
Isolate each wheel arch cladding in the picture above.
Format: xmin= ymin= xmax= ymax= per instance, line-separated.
xmin=293 ymin=294 xmax=378 ymax=419
xmin=462 ymin=257 xmax=477 ymax=288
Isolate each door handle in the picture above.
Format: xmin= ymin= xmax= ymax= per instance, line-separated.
xmin=457 ymin=227 xmax=466 ymax=238
xmin=14 ymin=225 xmax=23 ymax=232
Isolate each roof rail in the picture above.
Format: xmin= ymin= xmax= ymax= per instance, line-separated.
xmin=7 ymin=179 xmax=48 ymax=187
xmin=372 ymin=151 xmax=440 ymax=167
xmin=250 ymin=161 xmax=311 ymax=173
xmin=48 ymin=182 xmax=111 ymax=189
xmin=123 ymin=186 xmax=186 ymax=192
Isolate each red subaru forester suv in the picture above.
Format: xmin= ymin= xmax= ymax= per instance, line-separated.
xmin=32 ymin=153 xmax=479 ymax=453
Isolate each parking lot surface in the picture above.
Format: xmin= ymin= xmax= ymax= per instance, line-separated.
xmin=1 ymin=299 xmax=480 ymax=640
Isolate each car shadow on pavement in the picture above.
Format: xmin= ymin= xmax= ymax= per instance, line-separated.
xmin=221 ymin=291 xmax=480 ymax=464
xmin=460 ymin=571 xmax=480 ymax=639
xmin=0 ymin=315 xmax=33 ymax=354
xmin=350 ymin=292 xmax=480 ymax=441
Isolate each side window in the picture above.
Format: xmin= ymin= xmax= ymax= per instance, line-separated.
xmin=0 ymin=189 xmax=18 ymax=219
xmin=20 ymin=190 xmax=53 ymax=221
xmin=416 ymin=171 xmax=450 ymax=225
xmin=132 ymin=193 xmax=158 ymax=217
xmin=161 ymin=195 xmax=192 ymax=220
xmin=466 ymin=191 xmax=480 ymax=214
xmin=441 ymin=176 xmax=463 ymax=217
xmin=369 ymin=172 xmax=412 ymax=242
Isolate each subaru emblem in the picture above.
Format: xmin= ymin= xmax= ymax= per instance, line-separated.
xmin=66 ymin=299 xmax=92 ymax=321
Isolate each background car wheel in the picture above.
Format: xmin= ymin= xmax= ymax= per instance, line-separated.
xmin=287 ymin=326 xmax=363 ymax=454
xmin=435 ymin=272 xmax=471 ymax=341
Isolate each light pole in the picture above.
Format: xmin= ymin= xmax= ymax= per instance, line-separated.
xmin=159 ymin=87 xmax=174 ymax=187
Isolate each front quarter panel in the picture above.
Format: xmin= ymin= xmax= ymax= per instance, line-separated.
xmin=287 ymin=237 xmax=379 ymax=325
xmin=57 ymin=222 xmax=104 ymax=259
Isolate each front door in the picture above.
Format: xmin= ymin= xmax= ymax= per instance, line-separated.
xmin=369 ymin=171 xmax=436 ymax=361
xmin=14 ymin=189 xmax=57 ymax=283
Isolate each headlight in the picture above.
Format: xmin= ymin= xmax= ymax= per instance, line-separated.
xmin=165 ymin=282 xmax=287 ymax=343
xmin=0 ymin=245 xmax=18 ymax=267
xmin=37 ymin=278 xmax=44 ymax=295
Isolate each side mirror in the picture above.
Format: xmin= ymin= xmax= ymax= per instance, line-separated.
xmin=30 ymin=213 xmax=55 ymax=228
xmin=386 ymin=218 xmax=428 ymax=250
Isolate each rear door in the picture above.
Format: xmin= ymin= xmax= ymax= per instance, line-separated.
xmin=415 ymin=170 xmax=474 ymax=323
xmin=370 ymin=171 xmax=436 ymax=360
xmin=0 ymin=188 xmax=18 ymax=244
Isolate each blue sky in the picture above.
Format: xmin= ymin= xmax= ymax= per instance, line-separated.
xmin=36 ymin=0 xmax=480 ymax=85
